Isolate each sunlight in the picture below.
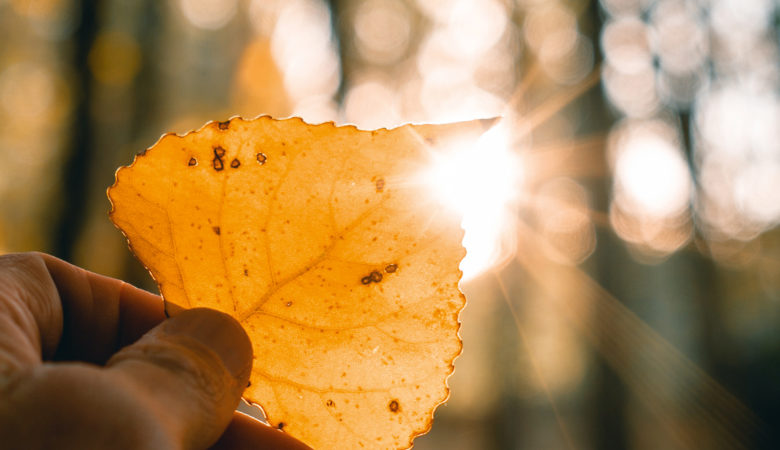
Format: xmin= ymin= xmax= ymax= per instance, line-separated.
xmin=512 ymin=220 xmax=763 ymax=450
xmin=612 ymin=120 xmax=691 ymax=219
xmin=424 ymin=120 xmax=522 ymax=279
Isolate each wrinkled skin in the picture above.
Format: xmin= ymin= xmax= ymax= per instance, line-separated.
xmin=0 ymin=252 xmax=310 ymax=450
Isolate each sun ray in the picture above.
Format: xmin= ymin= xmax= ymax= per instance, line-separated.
xmin=514 ymin=65 xmax=602 ymax=136
xmin=522 ymin=133 xmax=609 ymax=181
xmin=507 ymin=59 xmax=543 ymax=111
xmin=511 ymin=219 xmax=767 ymax=449
xmin=495 ymin=273 xmax=579 ymax=450
xmin=526 ymin=133 xmax=608 ymax=156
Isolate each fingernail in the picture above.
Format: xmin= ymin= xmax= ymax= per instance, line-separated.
xmin=163 ymin=308 xmax=252 ymax=379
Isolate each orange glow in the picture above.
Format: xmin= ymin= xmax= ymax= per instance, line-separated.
xmin=88 ymin=31 xmax=141 ymax=87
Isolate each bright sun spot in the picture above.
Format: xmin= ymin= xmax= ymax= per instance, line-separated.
xmin=425 ymin=121 xmax=521 ymax=279
xmin=613 ymin=122 xmax=691 ymax=219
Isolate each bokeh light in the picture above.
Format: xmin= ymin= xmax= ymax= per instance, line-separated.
xmin=611 ymin=120 xmax=691 ymax=220
xmin=534 ymin=177 xmax=596 ymax=265
xmin=269 ymin=0 xmax=340 ymax=120
xmin=695 ymin=81 xmax=780 ymax=239
xmin=649 ymin=0 xmax=708 ymax=76
xmin=608 ymin=119 xmax=693 ymax=257
xmin=232 ymin=39 xmax=292 ymax=119
xmin=441 ymin=0 xmax=507 ymax=59
xmin=0 ymin=61 xmax=57 ymax=121
xmin=353 ymin=0 xmax=412 ymax=65
xmin=526 ymin=4 xmax=594 ymax=85
xmin=601 ymin=0 xmax=779 ymax=257
xmin=602 ymin=17 xmax=660 ymax=117
xmin=343 ymin=78 xmax=401 ymax=129
xmin=88 ymin=31 xmax=142 ymax=87
xmin=179 ymin=0 xmax=237 ymax=30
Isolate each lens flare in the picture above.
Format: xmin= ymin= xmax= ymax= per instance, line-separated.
xmin=423 ymin=120 xmax=521 ymax=279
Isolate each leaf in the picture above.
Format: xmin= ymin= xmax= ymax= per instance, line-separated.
xmin=108 ymin=116 xmax=491 ymax=449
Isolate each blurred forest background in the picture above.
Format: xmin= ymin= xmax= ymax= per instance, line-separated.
xmin=0 ymin=0 xmax=778 ymax=449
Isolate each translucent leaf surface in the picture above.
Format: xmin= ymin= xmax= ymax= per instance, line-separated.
xmin=108 ymin=116 xmax=490 ymax=449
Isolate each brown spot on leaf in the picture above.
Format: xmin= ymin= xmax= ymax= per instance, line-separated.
xmin=218 ymin=120 xmax=230 ymax=130
xmin=385 ymin=264 xmax=398 ymax=273
xmin=231 ymin=158 xmax=241 ymax=168
xmin=212 ymin=226 xmax=221 ymax=235
xmin=256 ymin=152 xmax=267 ymax=165
xmin=375 ymin=178 xmax=385 ymax=193
xmin=389 ymin=400 xmax=400 ymax=413
xmin=361 ymin=270 xmax=384 ymax=284
xmin=188 ymin=157 xmax=197 ymax=166
xmin=213 ymin=146 xmax=225 ymax=171
xmin=326 ymin=399 xmax=334 ymax=407
xmin=278 ymin=422 xmax=285 ymax=430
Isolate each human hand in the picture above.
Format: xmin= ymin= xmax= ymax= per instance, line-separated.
xmin=0 ymin=252 xmax=310 ymax=449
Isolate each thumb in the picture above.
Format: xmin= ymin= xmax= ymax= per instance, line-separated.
xmin=106 ymin=308 xmax=252 ymax=449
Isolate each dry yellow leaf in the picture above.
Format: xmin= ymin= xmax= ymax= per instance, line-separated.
xmin=108 ymin=116 xmax=491 ymax=449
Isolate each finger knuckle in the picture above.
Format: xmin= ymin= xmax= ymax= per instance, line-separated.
xmin=110 ymin=335 xmax=230 ymax=403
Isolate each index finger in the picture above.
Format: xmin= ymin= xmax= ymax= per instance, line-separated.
xmin=0 ymin=252 xmax=167 ymax=365
xmin=39 ymin=253 xmax=168 ymax=363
